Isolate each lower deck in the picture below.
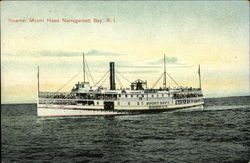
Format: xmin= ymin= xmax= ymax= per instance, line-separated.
xmin=37 ymin=101 xmax=204 ymax=117
xmin=39 ymin=97 xmax=203 ymax=109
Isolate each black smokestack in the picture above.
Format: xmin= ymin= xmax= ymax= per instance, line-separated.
xmin=109 ymin=62 xmax=116 ymax=90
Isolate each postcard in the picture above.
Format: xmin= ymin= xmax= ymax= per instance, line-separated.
xmin=1 ymin=1 xmax=249 ymax=162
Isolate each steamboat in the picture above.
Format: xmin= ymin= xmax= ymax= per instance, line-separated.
xmin=37 ymin=53 xmax=204 ymax=117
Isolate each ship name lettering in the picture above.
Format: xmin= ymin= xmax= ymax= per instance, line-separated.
xmin=8 ymin=18 xmax=26 ymax=23
xmin=47 ymin=18 xmax=60 ymax=23
xmin=29 ymin=18 xmax=44 ymax=22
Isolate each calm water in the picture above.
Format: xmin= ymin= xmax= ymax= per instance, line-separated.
xmin=2 ymin=96 xmax=250 ymax=163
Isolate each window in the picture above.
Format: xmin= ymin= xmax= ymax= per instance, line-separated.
xmin=97 ymin=102 xmax=99 ymax=105
xmin=125 ymin=95 xmax=127 ymax=98
xmin=142 ymin=95 xmax=144 ymax=97
xmin=137 ymin=95 xmax=139 ymax=98
xmin=128 ymin=102 xmax=130 ymax=105
xmin=131 ymin=95 xmax=133 ymax=98
xmin=119 ymin=94 xmax=121 ymax=97
xmin=137 ymin=102 xmax=139 ymax=105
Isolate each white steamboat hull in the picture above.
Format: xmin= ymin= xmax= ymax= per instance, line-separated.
xmin=37 ymin=107 xmax=131 ymax=117
xmin=37 ymin=102 xmax=204 ymax=117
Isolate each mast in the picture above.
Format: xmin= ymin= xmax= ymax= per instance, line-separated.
xmin=163 ymin=54 xmax=167 ymax=89
xmin=83 ymin=52 xmax=85 ymax=83
xmin=198 ymin=64 xmax=202 ymax=89
xmin=37 ymin=66 xmax=40 ymax=101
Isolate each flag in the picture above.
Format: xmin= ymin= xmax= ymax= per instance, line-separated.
xmin=198 ymin=64 xmax=201 ymax=89
xmin=198 ymin=64 xmax=200 ymax=76
xmin=37 ymin=66 xmax=39 ymax=79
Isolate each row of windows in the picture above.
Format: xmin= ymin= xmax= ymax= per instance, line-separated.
xmin=116 ymin=101 xmax=173 ymax=106
xmin=120 ymin=94 xmax=170 ymax=98
xmin=96 ymin=101 xmax=170 ymax=106
xmin=175 ymin=99 xmax=203 ymax=105
xmin=117 ymin=101 xmax=144 ymax=106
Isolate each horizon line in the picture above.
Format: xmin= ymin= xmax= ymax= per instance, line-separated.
xmin=1 ymin=95 xmax=249 ymax=105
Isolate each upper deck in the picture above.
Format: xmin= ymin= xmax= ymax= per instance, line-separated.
xmin=39 ymin=87 xmax=203 ymax=102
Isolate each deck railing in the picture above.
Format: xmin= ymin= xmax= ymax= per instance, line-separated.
xmin=39 ymin=92 xmax=71 ymax=98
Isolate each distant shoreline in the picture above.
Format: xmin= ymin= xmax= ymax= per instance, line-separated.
xmin=204 ymin=95 xmax=250 ymax=100
xmin=1 ymin=95 xmax=249 ymax=105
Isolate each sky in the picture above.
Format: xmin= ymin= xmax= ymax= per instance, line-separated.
xmin=1 ymin=1 xmax=250 ymax=103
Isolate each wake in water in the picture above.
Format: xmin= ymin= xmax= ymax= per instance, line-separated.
xmin=204 ymin=105 xmax=250 ymax=111
xmin=172 ymin=104 xmax=250 ymax=113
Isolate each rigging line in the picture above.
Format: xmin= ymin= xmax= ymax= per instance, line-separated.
xmin=166 ymin=72 xmax=180 ymax=87
xmin=116 ymin=74 xmax=123 ymax=88
xmin=84 ymin=58 xmax=90 ymax=82
xmin=85 ymin=58 xmax=95 ymax=84
xmin=86 ymin=70 xmax=89 ymax=83
xmin=100 ymin=72 xmax=109 ymax=87
xmin=116 ymin=71 xmax=132 ymax=83
xmin=51 ymin=72 xmax=80 ymax=98
xmin=152 ymin=73 xmax=164 ymax=89
xmin=118 ymin=75 xmax=124 ymax=88
xmin=94 ymin=70 xmax=109 ymax=86
xmin=84 ymin=63 xmax=89 ymax=83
